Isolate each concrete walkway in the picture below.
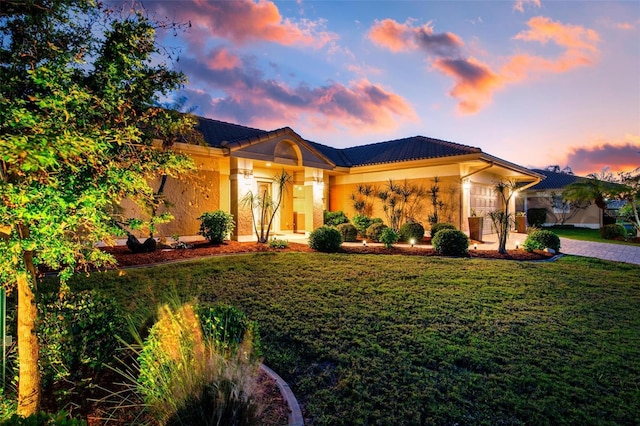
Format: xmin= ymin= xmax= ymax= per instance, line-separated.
xmin=559 ymin=237 xmax=640 ymax=265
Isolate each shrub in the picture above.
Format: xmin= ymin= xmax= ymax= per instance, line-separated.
xmin=197 ymin=304 xmax=262 ymax=359
xmin=137 ymin=304 xmax=261 ymax=426
xmin=352 ymin=215 xmax=382 ymax=238
xmin=600 ymin=224 xmax=627 ymax=240
xmin=336 ymin=223 xmax=358 ymax=242
xmin=269 ymin=238 xmax=289 ymax=249
xmin=379 ymin=228 xmax=400 ymax=248
xmin=522 ymin=229 xmax=561 ymax=252
xmin=430 ymin=222 xmax=456 ymax=237
xmin=399 ymin=222 xmax=425 ymax=243
xmin=309 ymin=226 xmax=343 ymax=253
xmin=198 ymin=210 xmax=235 ymax=244
xmin=324 ymin=210 xmax=349 ymax=227
xmin=0 ymin=411 xmax=87 ymax=425
xmin=431 ymin=229 xmax=469 ymax=256
xmin=366 ymin=222 xmax=388 ymax=242
xmin=527 ymin=208 xmax=547 ymax=228
xmin=37 ymin=291 xmax=124 ymax=406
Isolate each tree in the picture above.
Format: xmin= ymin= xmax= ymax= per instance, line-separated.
xmin=563 ymin=169 xmax=617 ymax=210
xmin=427 ymin=176 xmax=445 ymax=225
xmin=377 ymin=179 xmax=426 ymax=231
xmin=545 ymin=192 xmax=590 ymax=226
xmin=241 ymin=170 xmax=292 ymax=243
xmin=488 ymin=180 xmax=518 ymax=254
xmin=617 ymin=167 xmax=640 ymax=236
xmin=0 ymin=1 xmax=195 ymax=416
xmin=350 ymin=183 xmax=376 ymax=216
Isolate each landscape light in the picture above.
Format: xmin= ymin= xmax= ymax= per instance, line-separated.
xmin=363 ymin=240 xmax=367 ymax=246
xmin=473 ymin=243 xmax=477 ymax=250
xmin=410 ymin=238 xmax=415 ymax=247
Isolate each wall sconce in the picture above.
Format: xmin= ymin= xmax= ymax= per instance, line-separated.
xmin=410 ymin=238 xmax=416 ymax=247
xmin=462 ymin=178 xmax=471 ymax=190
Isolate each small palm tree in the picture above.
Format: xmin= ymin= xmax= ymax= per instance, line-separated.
xmin=241 ymin=170 xmax=292 ymax=243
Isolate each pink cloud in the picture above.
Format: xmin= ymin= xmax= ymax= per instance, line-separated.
xmin=207 ymin=47 xmax=242 ymax=70
xmin=615 ymin=22 xmax=635 ymax=31
xmin=148 ymin=0 xmax=336 ymax=48
xmin=514 ymin=16 xmax=599 ymax=53
xmin=432 ymin=57 xmax=503 ymax=113
xmin=177 ymin=52 xmax=417 ymax=135
xmin=368 ymin=19 xmax=463 ymax=56
xmin=565 ymin=141 xmax=640 ymax=176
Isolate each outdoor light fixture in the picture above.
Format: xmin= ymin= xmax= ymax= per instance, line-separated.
xmin=410 ymin=238 xmax=416 ymax=247
xmin=363 ymin=240 xmax=367 ymax=246
xmin=473 ymin=243 xmax=477 ymax=250
xmin=515 ymin=241 xmax=520 ymax=249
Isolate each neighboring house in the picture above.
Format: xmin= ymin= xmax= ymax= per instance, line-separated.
xmin=519 ymin=169 xmax=602 ymax=228
xmin=126 ymin=117 xmax=544 ymax=241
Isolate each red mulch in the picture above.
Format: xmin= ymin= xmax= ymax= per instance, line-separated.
xmin=101 ymin=239 xmax=556 ymax=267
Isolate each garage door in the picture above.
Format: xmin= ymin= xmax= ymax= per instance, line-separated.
xmin=469 ymin=184 xmax=498 ymax=234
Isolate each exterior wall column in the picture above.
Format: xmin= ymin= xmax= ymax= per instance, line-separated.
xmin=230 ymin=158 xmax=256 ymax=242
xmin=461 ymin=179 xmax=471 ymax=233
xmin=304 ymin=168 xmax=324 ymax=234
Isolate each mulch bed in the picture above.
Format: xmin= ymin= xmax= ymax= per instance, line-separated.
xmin=101 ymin=239 xmax=556 ymax=267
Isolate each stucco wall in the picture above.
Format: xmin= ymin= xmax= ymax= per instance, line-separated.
xmin=526 ymin=192 xmax=601 ymax=228
xmin=329 ymin=171 xmax=461 ymax=230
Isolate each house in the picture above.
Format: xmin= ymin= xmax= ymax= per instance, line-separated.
xmin=518 ymin=169 xmax=603 ymax=228
xmin=127 ymin=117 xmax=544 ymax=241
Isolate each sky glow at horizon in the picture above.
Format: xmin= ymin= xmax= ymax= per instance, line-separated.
xmin=145 ymin=0 xmax=639 ymax=177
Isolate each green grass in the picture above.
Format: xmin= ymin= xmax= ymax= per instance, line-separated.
xmin=60 ymin=253 xmax=640 ymax=425
xmin=545 ymin=226 xmax=639 ymax=246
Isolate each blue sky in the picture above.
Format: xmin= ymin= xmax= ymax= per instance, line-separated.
xmin=144 ymin=0 xmax=640 ymax=176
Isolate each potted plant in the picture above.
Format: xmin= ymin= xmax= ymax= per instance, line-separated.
xmin=515 ymin=212 xmax=527 ymax=233
xmin=468 ymin=209 xmax=484 ymax=242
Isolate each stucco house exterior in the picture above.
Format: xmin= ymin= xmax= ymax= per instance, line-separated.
xmin=518 ymin=169 xmax=603 ymax=229
xmin=131 ymin=117 xmax=544 ymax=242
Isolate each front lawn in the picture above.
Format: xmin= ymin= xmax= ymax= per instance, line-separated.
xmin=545 ymin=226 xmax=639 ymax=245
xmin=65 ymin=253 xmax=640 ymax=425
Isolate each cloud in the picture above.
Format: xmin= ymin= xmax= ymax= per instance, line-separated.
xmin=432 ymin=58 xmax=502 ymax=113
xmin=368 ymin=19 xmax=463 ymax=56
xmin=563 ymin=137 xmax=640 ymax=175
xmin=513 ymin=0 xmax=541 ymax=13
xmin=177 ymin=51 xmax=417 ymax=135
xmin=368 ymin=15 xmax=599 ymax=113
xmin=147 ymin=0 xmax=337 ymax=48
xmin=615 ymin=22 xmax=635 ymax=31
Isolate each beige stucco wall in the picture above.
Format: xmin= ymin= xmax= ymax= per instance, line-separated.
xmin=526 ymin=192 xmax=602 ymax=228
xmin=328 ymin=166 xmax=461 ymax=230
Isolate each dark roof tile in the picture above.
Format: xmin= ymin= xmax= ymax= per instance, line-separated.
xmin=529 ymin=169 xmax=582 ymax=190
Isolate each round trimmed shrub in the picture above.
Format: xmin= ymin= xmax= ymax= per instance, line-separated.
xmin=380 ymin=227 xmax=400 ymax=248
xmin=430 ymin=222 xmax=456 ymax=237
xmin=431 ymin=228 xmax=469 ymax=256
xmin=600 ymin=224 xmax=627 ymax=240
xmin=399 ymin=222 xmax=425 ymax=243
xmin=336 ymin=223 xmax=358 ymax=242
xmin=527 ymin=208 xmax=547 ymax=228
xmin=366 ymin=222 xmax=388 ymax=242
xmin=309 ymin=225 xmax=343 ymax=252
xmin=522 ymin=229 xmax=561 ymax=252
xmin=198 ymin=210 xmax=235 ymax=244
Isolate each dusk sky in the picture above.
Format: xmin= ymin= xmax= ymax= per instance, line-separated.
xmin=143 ymin=0 xmax=640 ymax=176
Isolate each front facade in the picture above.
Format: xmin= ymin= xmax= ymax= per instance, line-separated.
xmin=520 ymin=169 xmax=602 ymax=229
xmin=130 ymin=117 xmax=544 ymax=241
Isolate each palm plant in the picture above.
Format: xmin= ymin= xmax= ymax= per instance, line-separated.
xmin=241 ymin=170 xmax=292 ymax=243
xmin=489 ymin=180 xmax=518 ymax=254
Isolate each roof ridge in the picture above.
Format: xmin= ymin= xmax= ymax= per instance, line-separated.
xmin=342 ymin=135 xmax=482 ymax=153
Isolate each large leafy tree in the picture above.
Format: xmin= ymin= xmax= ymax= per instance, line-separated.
xmin=0 ymin=0 xmax=195 ymax=415
xmin=617 ymin=167 xmax=640 ymax=236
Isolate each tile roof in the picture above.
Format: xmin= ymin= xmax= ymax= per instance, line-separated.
xmin=195 ymin=117 xmax=267 ymax=147
xmin=528 ymin=169 xmax=582 ymax=190
xmin=195 ymin=117 xmax=483 ymax=167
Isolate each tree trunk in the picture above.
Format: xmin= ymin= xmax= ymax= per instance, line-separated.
xmin=16 ymin=265 xmax=40 ymax=416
